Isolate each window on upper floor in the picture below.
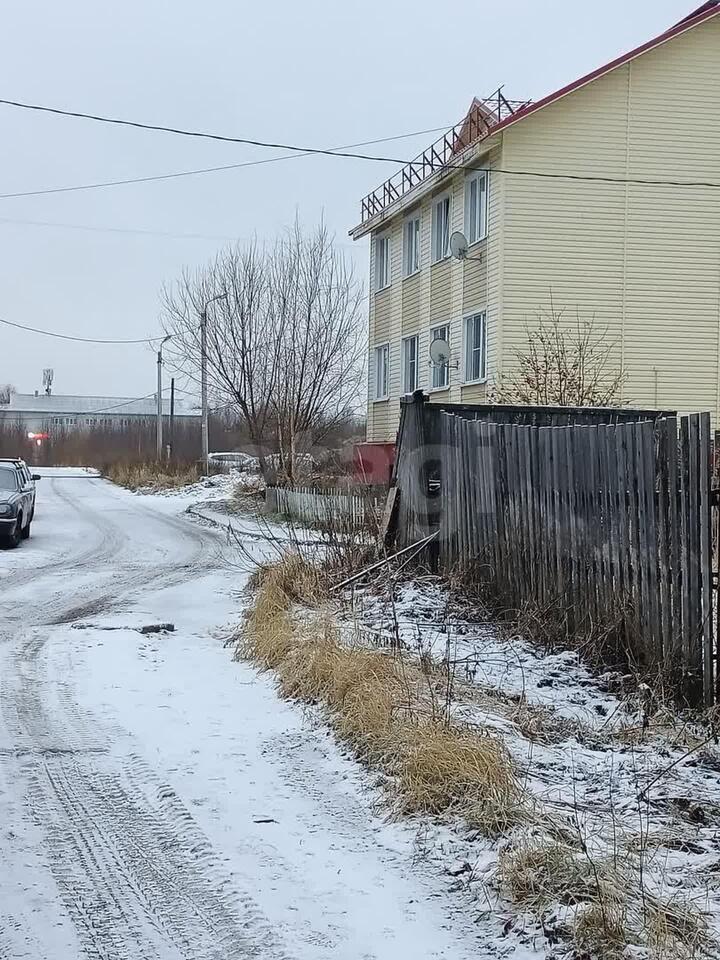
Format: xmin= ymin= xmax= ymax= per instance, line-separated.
xmin=430 ymin=325 xmax=450 ymax=390
xmin=374 ymin=233 xmax=391 ymax=291
xmin=373 ymin=343 xmax=389 ymax=400
xmin=431 ymin=194 xmax=450 ymax=263
xmin=464 ymin=171 xmax=488 ymax=245
xmin=403 ymin=215 xmax=421 ymax=277
xmin=464 ymin=312 xmax=487 ymax=383
xmin=402 ymin=335 xmax=419 ymax=394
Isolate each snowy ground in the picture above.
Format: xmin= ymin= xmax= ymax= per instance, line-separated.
xmin=0 ymin=470 xmax=490 ymax=960
xmin=350 ymin=581 xmax=720 ymax=951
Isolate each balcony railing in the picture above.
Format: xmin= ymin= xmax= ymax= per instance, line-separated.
xmin=359 ymin=88 xmax=529 ymax=226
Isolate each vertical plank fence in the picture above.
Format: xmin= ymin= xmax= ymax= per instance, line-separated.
xmin=438 ymin=412 xmax=714 ymax=705
xmin=265 ymin=485 xmax=382 ymax=530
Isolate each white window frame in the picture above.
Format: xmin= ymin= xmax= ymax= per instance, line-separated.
xmin=402 ymin=215 xmax=421 ymax=277
xmin=464 ymin=171 xmax=488 ymax=245
xmin=464 ymin=312 xmax=487 ymax=383
xmin=373 ymin=342 xmax=390 ymax=400
xmin=430 ymin=325 xmax=450 ymax=390
xmin=402 ymin=335 xmax=419 ymax=394
xmin=431 ymin=193 xmax=451 ymax=264
xmin=374 ymin=233 xmax=391 ymax=292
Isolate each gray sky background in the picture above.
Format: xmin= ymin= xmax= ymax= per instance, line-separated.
xmin=0 ymin=0 xmax=692 ymax=401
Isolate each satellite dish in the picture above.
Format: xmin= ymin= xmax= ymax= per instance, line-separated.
xmin=449 ymin=231 xmax=469 ymax=261
xmin=429 ymin=338 xmax=450 ymax=365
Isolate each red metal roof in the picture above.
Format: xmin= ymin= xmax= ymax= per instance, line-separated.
xmin=352 ymin=3 xmax=720 ymax=235
xmin=475 ymin=2 xmax=720 ymax=144
xmin=675 ymin=2 xmax=720 ymax=26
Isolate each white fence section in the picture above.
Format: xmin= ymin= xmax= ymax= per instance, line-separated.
xmin=266 ymin=485 xmax=382 ymax=528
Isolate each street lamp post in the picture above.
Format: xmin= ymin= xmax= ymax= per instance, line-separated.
xmin=199 ymin=292 xmax=227 ymax=473
xmin=156 ymin=335 xmax=171 ymax=460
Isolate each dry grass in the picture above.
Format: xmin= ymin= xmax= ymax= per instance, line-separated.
xmin=239 ymin=556 xmax=713 ymax=959
xmin=498 ymin=835 xmax=607 ymax=910
xmin=237 ymin=555 xmax=524 ymax=836
xmin=574 ymin=901 xmax=629 ymax=959
xmin=646 ymin=897 xmax=710 ymax=960
xmin=499 ymin=834 xmax=709 ymax=959
xmin=105 ymin=460 xmax=200 ymax=491
xmin=390 ymin=723 xmax=521 ymax=832
xmin=248 ymin=553 xmax=328 ymax=608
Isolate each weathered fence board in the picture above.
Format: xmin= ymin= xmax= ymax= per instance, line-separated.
xmin=436 ymin=411 xmax=714 ymax=705
xmin=266 ymin=486 xmax=382 ymax=529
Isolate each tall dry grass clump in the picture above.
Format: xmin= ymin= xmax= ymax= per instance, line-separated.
xmin=499 ymin=834 xmax=709 ymax=959
xmin=105 ymin=460 xmax=200 ymax=491
xmin=237 ymin=555 xmax=524 ymax=836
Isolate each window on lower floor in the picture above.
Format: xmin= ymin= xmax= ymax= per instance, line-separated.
xmin=402 ymin=335 xmax=419 ymax=394
xmin=374 ymin=343 xmax=389 ymax=399
xmin=464 ymin=312 xmax=487 ymax=382
xmin=431 ymin=325 xmax=450 ymax=389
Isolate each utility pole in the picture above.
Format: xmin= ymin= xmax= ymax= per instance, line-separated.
xmin=169 ymin=377 xmax=175 ymax=460
xmin=200 ymin=308 xmax=209 ymax=472
xmin=200 ymin=292 xmax=227 ymax=473
xmin=156 ymin=335 xmax=171 ymax=461
xmin=156 ymin=348 xmax=163 ymax=460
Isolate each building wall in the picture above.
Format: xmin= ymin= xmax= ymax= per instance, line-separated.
xmin=365 ymin=14 xmax=720 ymax=439
xmin=366 ymin=147 xmax=500 ymax=441
xmin=499 ymin=15 xmax=720 ymax=418
xmin=0 ymin=412 xmax=197 ymax=433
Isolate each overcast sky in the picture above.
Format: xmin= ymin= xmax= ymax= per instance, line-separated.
xmin=0 ymin=0 xmax=693 ymax=401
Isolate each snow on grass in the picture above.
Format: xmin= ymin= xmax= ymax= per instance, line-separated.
xmin=342 ymin=578 xmax=720 ymax=955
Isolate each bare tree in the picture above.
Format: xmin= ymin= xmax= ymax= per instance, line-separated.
xmin=0 ymin=384 xmax=16 ymax=405
xmin=491 ymin=301 xmax=627 ymax=407
xmin=161 ymin=222 xmax=365 ymax=481
xmin=161 ymin=242 xmax=282 ymax=475
xmin=269 ymin=221 xmax=364 ymax=482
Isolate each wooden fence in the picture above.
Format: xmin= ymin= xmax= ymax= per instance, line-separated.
xmin=392 ymin=392 xmax=674 ymax=552
xmin=266 ymin=485 xmax=382 ymax=529
xmin=438 ymin=412 xmax=715 ymax=704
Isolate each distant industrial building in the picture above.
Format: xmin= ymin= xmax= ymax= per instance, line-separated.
xmin=0 ymin=392 xmax=200 ymax=434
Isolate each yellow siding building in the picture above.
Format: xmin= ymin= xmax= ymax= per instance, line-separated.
xmin=351 ymin=3 xmax=720 ymax=443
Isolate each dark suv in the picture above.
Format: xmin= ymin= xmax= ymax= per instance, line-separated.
xmin=0 ymin=460 xmax=40 ymax=547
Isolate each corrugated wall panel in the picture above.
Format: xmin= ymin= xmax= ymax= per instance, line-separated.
xmin=402 ymin=274 xmax=421 ymax=333
xmin=499 ymin=17 xmax=720 ymax=419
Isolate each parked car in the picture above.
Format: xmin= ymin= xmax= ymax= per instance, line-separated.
xmin=0 ymin=459 xmax=38 ymax=514
xmin=0 ymin=461 xmax=40 ymax=547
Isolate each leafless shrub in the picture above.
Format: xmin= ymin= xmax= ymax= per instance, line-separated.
xmin=490 ymin=299 xmax=627 ymax=407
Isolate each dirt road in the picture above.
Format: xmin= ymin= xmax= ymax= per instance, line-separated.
xmin=0 ymin=471 xmax=478 ymax=960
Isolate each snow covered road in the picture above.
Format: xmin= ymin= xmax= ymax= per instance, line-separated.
xmin=0 ymin=471 xmax=479 ymax=960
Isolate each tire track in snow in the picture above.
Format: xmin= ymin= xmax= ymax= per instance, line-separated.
xmin=0 ymin=475 xmax=285 ymax=959
xmin=31 ymin=756 xmax=276 ymax=960
xmin=0 ymin=478 xmax=125 ymax=602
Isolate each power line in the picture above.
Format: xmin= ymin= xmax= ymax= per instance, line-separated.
xmin=0 ymin=216 xmax=237 ymax=242
xmin=0 ymin=124 xmax=451 ymax=203
xmin=2 ymin=96 xmax=720 ymax=190
xmin=80 ymin=392 xmax=161 ymax=413
xmin=0 ymin=97 xmax=434 ymax=161
xmin=0 ymin=316 xmax=160 ymax=344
